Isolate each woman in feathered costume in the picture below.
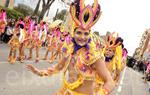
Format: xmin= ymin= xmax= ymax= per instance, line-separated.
xmin=0 ymin=9 xmax=7 ymax=36
xmin=28 ymin=23 xmax=41 ymax=62
xmin=43 ymin=26 xmax=59 ymax=63
xmin=48 ymin=27 xmax=63 ymax=63
xmin=121 ymin=48 xmax=128 ymax=70
xmin=24 ymin=17 xmax=34 ymax=51
xmin=39 ymin=20 xmax=48 ymax=45
xmin=8 ymin=28 xmax=20 ymax=64
xmin=26 ymin=0 xmax=115 ymax=94
xmin=16 ymin=18 xmax=26 ymax=63
xmin=104 ymin=33 xmax=124 ymax=84
xmin=42 ymin=28 xmax=54 ymax=60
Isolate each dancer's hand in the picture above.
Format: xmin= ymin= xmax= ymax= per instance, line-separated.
xmin=47 ymin=67 xmax=55 ymax=75
xmin=26 ymin=64 xmax=49 ymax=76
xmin=26 ymin=64 xmax=38 ymax=74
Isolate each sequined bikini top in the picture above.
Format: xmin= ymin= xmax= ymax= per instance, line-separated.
xmin=62 ymin=43 xmax=104 ymax=90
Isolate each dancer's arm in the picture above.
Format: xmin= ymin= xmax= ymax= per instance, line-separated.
xmin=26 ymin=56 xmax=68 ymax=77
xmin=8 ymin=39 xmax=12 ymax=45
xmin=92 ymin=58 xmax=115 ymax=94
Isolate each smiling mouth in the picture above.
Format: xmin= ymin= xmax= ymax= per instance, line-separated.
xmin=78 ymin=41 xmax=86 ymax=44
xmin=78 ymin=39 xmax=86 ymax=42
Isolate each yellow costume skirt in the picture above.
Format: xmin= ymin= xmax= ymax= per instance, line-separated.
xmin=55 ymin=86 xmax=106 ymax=95
xmin=56 ymin=88 xmax=86 ymax=95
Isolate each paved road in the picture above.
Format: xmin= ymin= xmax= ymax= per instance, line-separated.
xmin=0 ymin=43 xmax=149 ymax=95
xmin=111 ymin=67 xmax=150 ymax=95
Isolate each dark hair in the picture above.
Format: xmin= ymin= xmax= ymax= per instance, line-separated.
xmin=115 ymin=37 xmax=123 ymax=45
xmin=123 ymin=48 xmax=128 ymax=53
xmin=34 ymin=23 xmax=37 ymax=26
xmin=1 ymin=9 xmax=5 ymax=12
xmin=19 ymin=24 xmax=24 ymax=29
xmin=43 ymin=22 xmax=46 ymax=24
xmin=122 ymin=44 xmax=124 ymax=49
xmin=56 ymin=27 xmax=60 ymax=31
xmin=19 ymin=18 xmax=23 ymax=21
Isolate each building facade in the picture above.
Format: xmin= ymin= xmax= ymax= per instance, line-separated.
xmin=133 ymin=29 xmax=150 ymax=61
xmin=141 ymin=30 xmax=150 ymax=62
xmin=0 ymin=0 xmax=14 ymax=9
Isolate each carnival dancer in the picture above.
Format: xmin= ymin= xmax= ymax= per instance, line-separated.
xmin=48 ymin=27 xmax=61 ymax=63
xmin=27 ymin=0 xmax=115 ymax=95
xmin=28 ymin=24 xmax=42 ymax=62
xmin=50 ymin=32 xmax=65 ymax=62
xmin=114 ymin=37 xmax=124 ymax=83
xmin=17 ymin=18 xmax=26 ymax=63
xmin=43 ymin=25 xmax=59 ymax=62
xmin=144 ymin=62 xmax=150 ymax=82
xmin=8 ymin=28 xmax=20 ymax=64
xmin=104 ymin=34 xmax=123 ymax=84
xmin=26 ymin=17 xmax=34 ymax=35
xmin=0 ymin=9 xmax=7 ymax=36
xmin=39 ymin=20 xmax=48 ymax=46
xmin=24 ymin=16 xmax=34 ymax=49
xmin=121 ymin=48 xmax=128 ymax=70
xmin=64 ymin=31 xmax=72 ymax=44
xmin=42 ymin=29 xmax=54 ymax=60
xmin=59 ymin=31 xmax=72 ymax=59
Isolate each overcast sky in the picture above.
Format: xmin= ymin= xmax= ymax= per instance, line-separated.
xmin=92 ymin=0 xmax=150 ymax=56
xmin=15 ymin=0 xmax=150 ymax=56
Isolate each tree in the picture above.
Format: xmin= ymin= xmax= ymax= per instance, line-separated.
xmin=14 ymin=3 xmax=34 ymax=16
xmin=53 ymin=9 xmax=67 ymax=21
xmin=60 ymin=0 xmax=71 ymax=6
xmin=38 ymin=0 xmax=55 ymax=22
xmin=33 ymin=0 xmax=41 ymax=16
xmin=53 ymin=9 xmax=59 ymax=21
xmin=5 ymin=0 xmax=10 ymax=7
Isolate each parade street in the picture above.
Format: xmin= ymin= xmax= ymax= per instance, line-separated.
xmin=0 ymin=43 xmax=149 ymax=95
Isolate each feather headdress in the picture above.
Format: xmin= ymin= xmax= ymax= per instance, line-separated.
xmin=105 ymin=32 xmax=121 ymax=49
xmin=70 ymin=0 xmax=102 ymax=30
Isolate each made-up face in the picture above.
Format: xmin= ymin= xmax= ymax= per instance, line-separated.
xmin=74 ymin=27 xmax=90 ymax=46
xmin=104 ymin=48 xmax=115 ymax=58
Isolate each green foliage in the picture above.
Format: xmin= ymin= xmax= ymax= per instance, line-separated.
xmin=0 ymin=5 xmax=24 ymax=19
xmin=7 ymin=9 xmax=24 ymax=19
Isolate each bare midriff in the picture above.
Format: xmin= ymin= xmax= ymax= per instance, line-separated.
xmin=66 ymin=55 xmax=96 ymax=95
xmin=73 ymin=80 xmax=95 ymax=95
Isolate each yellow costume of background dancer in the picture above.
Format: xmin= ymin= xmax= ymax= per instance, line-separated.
xmin=8 ymin=29 xmax=20 ymax=64
xmin=103 ymin=32 xmax=123 ymax=83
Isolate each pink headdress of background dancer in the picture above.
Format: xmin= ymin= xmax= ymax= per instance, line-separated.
xmin=0 ymin=9 xmax=6 ymax=22
xmin=0 ymin=9 xmax=7 ymax=34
